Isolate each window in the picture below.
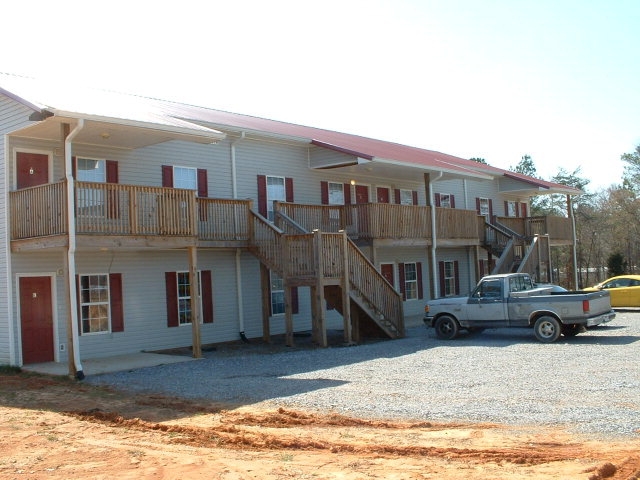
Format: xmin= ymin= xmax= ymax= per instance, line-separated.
xmin=403 ymin=263 xmax=418 ymax=300
xmin=173 ymin=166 xmax=197 ymax=190
xmin=399 ymin=189 xmax=414 ymax=206
xmin=76 ymin=158 xmax=106 ymax=214
xmin=439 ymin=193 xmax=452 ymax=208
xmin=478 ymin=198 xmax=490 ymax=219
xmin=443 ymin=261 xmax=456 ymax=297
xmin=165 ymin=271 xmax=213 ymax=327
xmin=506 ymin=201 xmax=517 ymax=217
xmin=175 ymin=271 xmax=203 ymax=325
xmin=267 ymin=176 xmax=286 ymax=221
xmin=270 ymin=272 xmax=285 ymax=315
xmin=77 ymin=158 xmax=106 ymax=183
xmin=79 ymin=274 xmax=110 ymax=334
xmin=328 ymin=182 xmax=345 ymax=205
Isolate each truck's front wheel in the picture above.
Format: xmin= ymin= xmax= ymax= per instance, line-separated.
xmin=434 ymin=315 xmax=459 ymax=340
xmin=533 ymin=316 xmax=561 ymax=343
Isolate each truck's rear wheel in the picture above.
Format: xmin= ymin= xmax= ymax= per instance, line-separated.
xmin=434 ymin=315 xmax=459 ymax=340
xmin=533 ymin=316 xmax=561 ymax=343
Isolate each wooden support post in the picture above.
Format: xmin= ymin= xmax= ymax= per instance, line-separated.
xmin=314 ymin=230 xmax=327 ymax=347
xmin=188 ymin=246 xmax=202 ymax=358
xmin=260 ymin=263 xmax=271 ymax=343
xmin=340 ymin=231 xmax=352 ymax=344
xmin=284 ymin=285 xmax=294 ymax=347
xmin=310 ymin=285 xmax=319 ymax=344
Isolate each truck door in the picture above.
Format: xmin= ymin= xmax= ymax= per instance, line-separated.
xmin=467 ymin=278 xmax=507 ymax=324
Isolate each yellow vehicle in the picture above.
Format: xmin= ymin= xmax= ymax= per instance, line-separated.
xmin=583 ymin=275 xmax=640 ymax=308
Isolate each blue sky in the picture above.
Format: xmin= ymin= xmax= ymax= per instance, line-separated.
xmin=3 ymin=0 xmax=639 ymax=192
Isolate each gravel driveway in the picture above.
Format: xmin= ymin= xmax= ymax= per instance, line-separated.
xmin=87 ymin=311 xmax=640 ymax=438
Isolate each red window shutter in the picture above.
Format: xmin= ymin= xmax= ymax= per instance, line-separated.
xmin=291 ymin=286 xmax=299 ymax=314
xmin=162 ymin=165 xmax=173 ymax=188
xmin=106 ymin=160 xmax=119 ymax=184
xmin=412 ymin=190 xmax=418 ymax=205
xmin=343 ymin=183 xmax=352 ymax=205
xmin=515 ymin=203 xmax=520 ymax=217
xmin=504 ymin=201 xmax=509 ymax=216
xmin=72 ymin=156 xmax=77 ymax=179
xmin=435 ymin=193 xmax=441 ymax=207
xmin=109 ymin=273 xmax=124 ymax=332
xmin=257 ymin=175 xmax=267 ymax=217
xmin=165 ymin=272 xmax=179 ymax=328
xmin=106 ymin=160 xmax=119 ymax=219
xmin=438 ymin=261 xmax=446 ymax=298
xmin=398 ymin=263 xmax=406 ymax=300
xmin=475 ymin=197 xmax=481 ymax=215
xmin=454 ymin=261 xmax=460 ymax=295
xmin=394 ymin=189 xmax=401 ymax=204
xmin=489 ymin=199 xmax=494 ymax=220
xmin=321 ymin=181 xmax=329 ymax=204
xmin=197 ymin=169 xmax=208 ymax=198
xmin=285 ymin=177 xmax=294 ymax=202
xmin=450 ymin=194 xmax=455 ymax=208
xmin=417 ymin=262 xmax=423 ymax=300
xmin=521 ymin=202 xmax=528 ymax=218
xmin=201 ymin=270 xmax=214 ymax=324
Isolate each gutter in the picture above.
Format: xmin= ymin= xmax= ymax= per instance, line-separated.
xmin=65 ymin=119 xmax=84 ymax=379
xmin=430 ymin=172 xmax=444 ymax=298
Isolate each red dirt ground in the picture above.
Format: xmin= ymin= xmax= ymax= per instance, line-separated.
xmin=1 ymin=371 xmax=639 ymax=479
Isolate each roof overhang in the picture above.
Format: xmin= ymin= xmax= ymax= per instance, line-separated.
xmin=10 ymin=111 xmax=225 ymax=149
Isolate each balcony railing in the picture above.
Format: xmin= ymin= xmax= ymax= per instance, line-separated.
xmin=9 ymin=182 xmax=573 ymax=248
xmin=496 ymin=216 xmax=573 ymax=244
xmin=9 ymin=181 xmax=252 ymax=243
xmin=275 ymin=202 xmax=479 ymax=241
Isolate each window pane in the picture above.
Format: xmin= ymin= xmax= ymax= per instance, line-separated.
xmin=400 ymin=190 xmax=413 ymax=205
xmin=77 ymin=158 xmax=106 ymax=183
xmin=267 ymin=176 xmax=286 ymax=221
xmin=174 ymin=167 xmax=197 ymax=190
xmin=79 ymin=274 xmax=110 ymax=334
xmin=328 ymin=182 xmax=344 ymax=205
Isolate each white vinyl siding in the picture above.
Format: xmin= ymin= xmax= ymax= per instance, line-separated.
xmin=1 ymin=96 xmax=40 ymax=365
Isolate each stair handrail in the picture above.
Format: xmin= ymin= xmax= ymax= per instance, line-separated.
xmin=274 ymin=209 xmax=308 ymax=234
xmin=517 ymin=235 xmax=540 ymax=279
xmin=248 ymin=210 xmax=285 ymax=275
xmin=493 ymin=219 xmax=525 ymax=241
xmin=491 ymin=238 xmax=516 ymax=274
xmin=346 ymin=237 xmax=405 ymax=336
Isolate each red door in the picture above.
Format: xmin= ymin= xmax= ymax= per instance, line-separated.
xmin=16 ymin=152 xmax=49 ymax=189
xmin=377 ymin=187 xmax=390 ymax=203
xmin=381 ymin=263 xmax=395 ymax=288
xmin=20 ymin=276 xmax=54 ymax=364
xmin=355 ymin=185 xmax=369 ymax=204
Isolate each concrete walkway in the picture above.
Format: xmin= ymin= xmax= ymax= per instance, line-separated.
xmin=21 ymin=314 xmax=426 ymax=378
xmin=21 ymin=352 xmax=196 ymax=377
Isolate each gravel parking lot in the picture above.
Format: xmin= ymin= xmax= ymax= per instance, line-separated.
xmin=87 ymin=311 xmax=640 ymax=438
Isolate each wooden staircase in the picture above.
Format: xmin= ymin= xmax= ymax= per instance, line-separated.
xmin=247 ymin=210 xmax=404 ymax=345
xmin=483 ymin=219 xmax=551 ymax=282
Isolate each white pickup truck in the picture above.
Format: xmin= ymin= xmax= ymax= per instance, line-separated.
xmin=423 ymin=273 xmax=615 ymax=343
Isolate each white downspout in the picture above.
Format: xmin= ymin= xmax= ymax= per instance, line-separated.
xmin=430 ymin=172 xmax=444 ymax=298
xmin=231 ymin=132 xmax=248 ymax=340
xmin=65 ymin=120 xmax=84 ymax=378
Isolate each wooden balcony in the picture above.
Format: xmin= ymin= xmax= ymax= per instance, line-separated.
xmin=495 ymin=216 xmax=573 ymax=245
xmin=275 ymin=202 xmax=480 ymax=246
xmin=9 ymin=181 xmax=252 ymax=251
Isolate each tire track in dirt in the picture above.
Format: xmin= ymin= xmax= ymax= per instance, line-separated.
xmin=67 ymin=407 xmax=586 ymax=466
